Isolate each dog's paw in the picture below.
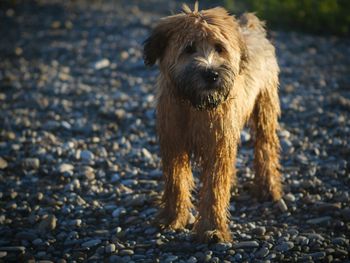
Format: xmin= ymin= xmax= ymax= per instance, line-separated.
xmin=196 ymin=229 xmax=232 ymax=243
xmin=256 ymin=188 xmax=282 ymax=202
xmin=156 ymin=210 xmax=191 ymax=230
xmin=247 ymin=183 xmax=282 ymax=202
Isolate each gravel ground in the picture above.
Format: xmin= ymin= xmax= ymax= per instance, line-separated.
xmin=1 ymin=0 xmax=350 ymax=262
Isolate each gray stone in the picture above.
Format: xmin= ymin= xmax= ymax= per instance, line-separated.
xmin=112 ymin=207 xmax=126 ymax=218
xmin=295 ymin=236 xmax=309 ymax=246
xmin=80 ymin=150 xmax=95 ymax=162
xmin=0 ymin=246 xmax=26 ymax=252
xmin=111 ymin=173 xmax=120 ymax=182
xmin=109 ymin=255 xmax=121 ymax=263
xmin=187 ymin=256 xmax=198 ymax=263
xmin=306 ymin=233 xmax=325 ymax=241
xmin=255 ymin=247 xmax=269 ymax=258
xmin=165 ymin=255 xmax=178 ymax=263
xmin=144 ymin=227 xmax=158 ymax=235
xmin=119 ymin=249 xmax=134 ymax=256
xmin=252 ymin=226 xmax=266 ymax=236
xmin=275 ymin=241 xmax=294 ymax=252
xmin=38 ymin=214 xmax=57 ymax=233
xmin=233 ymin=241 xmax=259 ymax=249
xmin=308 ymin=252 xmax=326 ymax=260
xmin=32 ymin=238 xmax=43 ymax=246
xmin=240 ymin=129 xmax=251 ymax=143
xmin=15 ymin=231 xmax=37 ymax=241
xmin=213 ymin=242 xmax=232 ymax=252
xmin=105 ymin=244 xmax=116 ymax=254
xmin=23 ymin=158 xmax=40 ymax=170
xmin=233 ymin=253 xmax=242 ymax=261
xmin=81 ymin=239 xmax=101 ymax=248
xmin=306 ymin=216 xmax=331 ymax=225
xmin=332 ymin=237 xmax=349 ymax=246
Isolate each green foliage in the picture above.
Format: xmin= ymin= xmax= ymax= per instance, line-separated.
xmin=223 ymin=0 xmax=350 ymax=35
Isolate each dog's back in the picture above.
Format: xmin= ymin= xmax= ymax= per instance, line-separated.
xmin=238 ymin=12 xmax=277 ymax=66
xmin=239 ymin=13 xmax=266 ymax=33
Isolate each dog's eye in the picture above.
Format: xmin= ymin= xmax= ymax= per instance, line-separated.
xmin=215 ymin=43 xmax=224 ymax=54
xmin=184 ymin=44 xmax=196 ymax=54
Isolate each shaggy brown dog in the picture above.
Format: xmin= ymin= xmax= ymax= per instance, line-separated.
xmin=143 ymin=3 xmax=282 ymax=242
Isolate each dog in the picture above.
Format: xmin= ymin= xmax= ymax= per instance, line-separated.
xmin=143 ymin=2 xmax=282 ymax=242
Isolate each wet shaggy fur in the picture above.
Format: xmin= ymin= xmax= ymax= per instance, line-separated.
xmin=143 ymin=4 xmax=282 ymax=242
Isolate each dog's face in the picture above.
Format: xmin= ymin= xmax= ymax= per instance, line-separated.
xmin=144 ymin=6 xmax=247 ymax=110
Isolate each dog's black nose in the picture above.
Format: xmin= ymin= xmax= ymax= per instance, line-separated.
xmin=201 ymin=69 xmax=219 ymax=83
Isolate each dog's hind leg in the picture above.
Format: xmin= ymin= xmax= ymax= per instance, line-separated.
xmin=252 ymin=87 xmax=282 ymax=201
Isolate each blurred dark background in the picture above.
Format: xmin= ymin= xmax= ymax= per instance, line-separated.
xmin=1 ymin=0 xmax=350 ymax=35
xmin=214 ymin=0 xmax=350 ymax=36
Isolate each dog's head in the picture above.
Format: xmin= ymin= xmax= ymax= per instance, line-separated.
xmin=143 ymin=4 xmax=247 ymax=110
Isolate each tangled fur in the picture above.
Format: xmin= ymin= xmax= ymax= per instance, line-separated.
xmin=144 ymin=4 xmax=282 ymax=242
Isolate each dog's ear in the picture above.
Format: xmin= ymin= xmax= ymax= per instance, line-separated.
xmin=143 ymin=23 xmax=171 ymax=66
xmin=238 ymin=38 xmax=248 ymax=74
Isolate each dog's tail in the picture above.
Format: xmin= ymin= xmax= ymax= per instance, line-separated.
xmin=239 ymin=13 xmax=266 ymax=36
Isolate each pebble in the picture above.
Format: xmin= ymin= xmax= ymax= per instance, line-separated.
xmin=16 ymin=231 xmax=37 ymax=241
xmin=165 ymin=255 xmax=178 ymax=262
xmin=306 ymin=233 xmax=324 ymax=241
xmin=111 ymin=173 xmax=121 ymax=182
xmin=81 ymin=166 xmax=95 ymax=180
xmin=94 ymin=59 xmax=110 ymax=70
xmin=141 ymin=148 xmax=153 ymax=160
xmin=308 ymin=251 xmax=326 ymax=259
xmin=255 ymin=247 xmax=269 ymax=258
xmin=187 ymin=256 xmax=198 ymax=263
xmin=213 ymin=242 xmax=232 ymax=252
xmin=233 ymin=253 xmax=242 ymax=261
xmin=37 ymin=192 xmax=44 ymax=201
xmin=105 ymin=244 xmax=116 ymax=253
xmin=23 ymin=158 xmax=40 ymax=170
xmin=0 ymin=157 xmax=8 ymax=169
xmin=119 ymin=249 xmax=134 ymax=256
xmin=32 ymin=238 xmax=43 ymax=246
xmin=240 ymin=129 xmax=251 ymax=143
xmin=0 ymin=246 xmax=26 ymax=252
xmin=81 ymin=239 xmax=101 ymax=248
xmin=38 ymin=214 xmax=57 ymax=233
xmin=112 ymin=207 xmax=126 ymax=218
xmin=80 ymin=150 xmax=94 ymax=162
xmin=306 ymin=216 xmax=331 ymax=224
xmin=332 ymin=237 xmax=349 ymax=246
xmin=277 ymin=199 xmax=288 ymax=212
xmin=252 ymin=226 xmax=266 ymax=236
xmin=295 ymin=236 xmax=309 ymax=246
xmin=58 ymin=163 xmax=74 ymax=173
xmin=284 ymin=193 xmax=296 ymax=202
xmin=275 ymin=241 xmax=294 ymax=252
xmin=233 ymin=241 xmax=259 ymax=249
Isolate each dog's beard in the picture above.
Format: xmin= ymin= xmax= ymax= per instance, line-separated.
xmin=172 ymin=64 xmax=234 ymax=110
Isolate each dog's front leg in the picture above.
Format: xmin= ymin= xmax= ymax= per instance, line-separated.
xmin=156 ymin=98 xmax=194 ymax=230
xmin=157 ymin=149 xmax=193 ymax=230
xmin=194 ymin=144 xmax=237 ymax=242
